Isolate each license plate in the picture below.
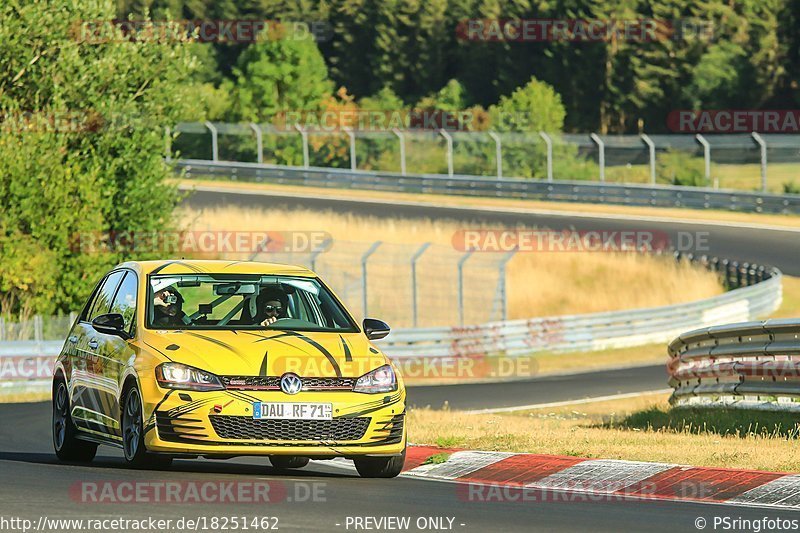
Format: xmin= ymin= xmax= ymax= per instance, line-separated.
xmin=253 ymin=402 xmax=332 ymax=420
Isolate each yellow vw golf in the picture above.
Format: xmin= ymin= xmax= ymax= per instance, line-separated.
xmin=52 ymin=260 xmax=406 ymax=477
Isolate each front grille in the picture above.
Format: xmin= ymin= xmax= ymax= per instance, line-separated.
xmin=221 ymin=375 xmax=356 ymax=391
xmin=209 ymin=416 xmax=370 ymax=441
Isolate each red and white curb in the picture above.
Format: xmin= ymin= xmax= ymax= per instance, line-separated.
xmin=393 ymin=447 xmax=800 ymax=510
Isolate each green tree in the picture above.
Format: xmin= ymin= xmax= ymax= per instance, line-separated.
xmin=0 ymin=0 xmax=202 ymax=316
xmin=230 ymin=37 xmax=333 ymax=122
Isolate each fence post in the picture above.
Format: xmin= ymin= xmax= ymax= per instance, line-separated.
xmin=204 ymin=121 xmax=218 ymax=162
xmin=249 ymin=123 xmax=263 ymax=164
xmin=310 ymin=237 xmax=332 ymax=272
xmin=751 ymin=132 xmax=768 ymax=192
xmin=392 ymin=128 xmax=406 ymax=175
xmin=539 ymin=131 xmax=553 ymax=181
xmin=457 ymin=251 xmax=474 ymax=326
xmin=0 ymin=316 xmax=4 ymax=341
xmin=640 ymin=133 xmax=656 ymax=185
xmin=164 ymin=126 xmax=172 ymax=163
xmin=488 ymin=131 xmax=503 ymax=179
xmin=695 ymin=134 xmax=713 ymax=188
xmin=590 ymin=133 xmax=605 ymax=182
xmin=345 ymin=127 xmax=357 ymax=171
xmin=439 ymin=129 xmax=454 ymax=177
xmin=499 ymin=248 xmax=517 ymax=321
xmin=294 ymin=124 xmax=309 ymax=169
xmin=410 ymin=242 xmax=432 ymax=327
xmin=361 ymin=241 xmax=382 ymax=317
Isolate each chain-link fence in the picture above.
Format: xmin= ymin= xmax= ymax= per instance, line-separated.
xmin=172 ymin=122 xmax=800 ymax=193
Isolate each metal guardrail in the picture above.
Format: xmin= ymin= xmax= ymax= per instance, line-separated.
xmin=668 ymin=317 xmax=800 ymax=411
xmin=176 ymin=159 xmax=800 ymax=214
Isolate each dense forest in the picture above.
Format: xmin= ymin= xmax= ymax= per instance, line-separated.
xmin=116 ymin=0 xmax=798 ymax=133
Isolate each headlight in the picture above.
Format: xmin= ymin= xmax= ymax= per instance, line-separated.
xmin=155 ymin=363 xmax=224 ymax=391
xmin=353 ymin=364 xmax=397 ymax=394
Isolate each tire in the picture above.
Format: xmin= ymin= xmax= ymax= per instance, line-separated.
xmin=269 ymin=456 xmax=310 ymax=469
xmin=52 ymin=379 xmax=98 ymax=462
xmin=354 ymin=448 xmax=406 ymax=478
xmin=121 ymin=385 xmax=172 ymax=469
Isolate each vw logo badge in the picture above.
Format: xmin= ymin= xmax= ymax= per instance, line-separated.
xmin=280 ymin=373 xmax=302 ymax=395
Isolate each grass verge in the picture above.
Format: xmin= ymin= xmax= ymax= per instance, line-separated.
xmin=0 ymin=390 xmax=49 ymax=404
xmin=409 ymin=393 xmax=800 ymax=472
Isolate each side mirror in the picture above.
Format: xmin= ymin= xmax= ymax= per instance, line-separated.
xmin=363 ymin=318 xmax=390 ymax=340
xmin=92 ymin=313 xmax=130 ymax=339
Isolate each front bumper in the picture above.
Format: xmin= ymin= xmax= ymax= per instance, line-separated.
xmin=140 ymin=383 xmax=406 ymax=457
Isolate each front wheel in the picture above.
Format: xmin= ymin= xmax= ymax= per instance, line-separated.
xmin=121 ymin=385 xmax=172 ymax=469
xmin=354 ymin=449 xmax=406 ymax=478
xmin=53 ymin=379 xmax=97 ymax=462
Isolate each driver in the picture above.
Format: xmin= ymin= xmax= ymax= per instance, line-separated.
xmin=153 ymin=286 xmax=188 ymax=327
xmin=258 ymin=287 xmax=288 ymax=326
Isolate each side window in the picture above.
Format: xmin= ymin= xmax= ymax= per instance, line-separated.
xmin=87 ymin=271 xmax=124 ymax=322
xmin=109 ymin=271 xmax=137 ymax=333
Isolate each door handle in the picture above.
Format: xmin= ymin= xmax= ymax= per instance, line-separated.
xmin=88 ymin=339 xmax=99 ymax=350
xmin=68 ymin=336 xmax=78 ymax=344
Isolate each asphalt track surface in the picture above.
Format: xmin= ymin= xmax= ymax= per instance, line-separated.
xmin=3 ymin=401 xmax=800 ymax=533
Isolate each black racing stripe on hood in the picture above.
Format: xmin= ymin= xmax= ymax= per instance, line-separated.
xmin=339 ymin=335 xmax=353 ymax=362
xmin=251 ymin=332 xmax=319 ymax=357
xmin=182 ymin=332 xmax=249 ymax=363
xmin=259 ymin=350 xmax=269 ymax=376
xmin=143 ymin=341 xmax=174 ymax=362
xmin=272 ymin=331 xmax=342 ymax=378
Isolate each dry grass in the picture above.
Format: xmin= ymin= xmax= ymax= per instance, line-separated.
xmin=771 ymin=275 xmax=800 ymax=319
xmin=179 ymin=205 xmax=723 ymax=324
xmin=182 ymin=179 xmax=800 ymax=230
xmin=0 ymin=390 xmax=49 ymax=404
xmin=409 ymin=393 xmax=800 ymax=471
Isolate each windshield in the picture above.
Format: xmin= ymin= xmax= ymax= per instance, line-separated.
xmin=146 ymin=274 xmax=358 ymax=332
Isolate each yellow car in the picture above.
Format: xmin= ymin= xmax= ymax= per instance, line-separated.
xmin=52 ymin=260 xmax=406 ymax=477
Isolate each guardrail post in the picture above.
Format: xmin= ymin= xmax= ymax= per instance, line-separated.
xmin=164 ymin=126 xmax=172 ymax=163
xmin=590 ymin=133 xmax=605 ymax=182
xmin=457 ymin=251 xmax=474 ymax=326
xmin=345 ymin=127 xmax=357 ymax=171
xmin=310 ymin=237 xmax=332 ymax=271
xmin=751 ymin=132 xmax=768 ymax=192
xmin=410 ymin=242 xmax=432 ymax=327
xmin=294 ymin=124 xmax=309 ymax=169
xmin=361 ymin=241 xmax=382 ymax=317
xmin=488 ymin=131 xmax=503 ymax=179
xmin=439 ymin=129 xmax=454 ymax=177
xmin=392 ymin=128 xmax=406 ymax=176
xmin=695 ymin=134 xmax=713 ymax=188
xmin=539 ymin=131 xmax=553 ymax=181
xmin=34 ymin=314 xmax=43 ymax=342
xmin=499 ymin=248 xmax=517 ymax=321
xmin=640 ymin=133 xmax=656 ymax=185
xmin=204 ymin=121 xmax=218 ymax=162
xmin=249 ymin=123 xmax=263 ymax=164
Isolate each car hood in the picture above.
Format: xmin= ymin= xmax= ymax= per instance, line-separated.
xmin=140 ymin=329 xmax=388 ymax=378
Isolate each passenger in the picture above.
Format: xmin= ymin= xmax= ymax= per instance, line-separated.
xmin=153 ymin=287 xmax=187 ymax=327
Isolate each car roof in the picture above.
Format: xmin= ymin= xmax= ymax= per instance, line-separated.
xmin=114 ymin=260 xmax=316 ymax=278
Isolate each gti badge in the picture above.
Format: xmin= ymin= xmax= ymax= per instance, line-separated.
xmin=280 ymin=373 xmax=302 ymax=395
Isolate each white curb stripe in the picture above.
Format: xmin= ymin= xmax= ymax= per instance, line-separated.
xmin=526 ymin=459 xmax=676 ymax=491
xmin=404 ymin=451 xmax=514 ymax=480
xmin=729 ymin=475 xmax=800 ymax=508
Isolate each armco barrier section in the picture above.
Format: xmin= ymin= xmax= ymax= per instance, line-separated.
xmin=0 ymin=268 xmax=781 ymax=399
xmin=175 ymin=159 xmax=800 ymax=214
xmin=668 ymin=317 xmax=800 ymax=411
